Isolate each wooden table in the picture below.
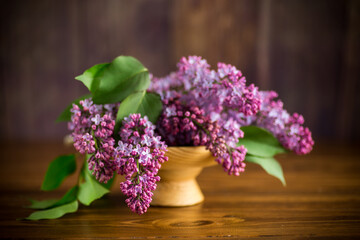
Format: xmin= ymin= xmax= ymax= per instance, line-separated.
xmin=0 ymin=142 xmax=359 ymax=239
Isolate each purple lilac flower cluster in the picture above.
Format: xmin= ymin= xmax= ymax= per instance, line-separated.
xmin=156 ymin=97 xmax=210 ymax=146
xmin=150 ymin=57 xmax=260 ymax=150
xmin=70 ymin=102 xmax=168 ymax=214
xmin=150 ymin=56 xmax=261 ymax=175
xmin=114 ymin=114 xmax=168 ymax=214
xmin=150 ymin=56 xmax=261 ymax=123
xmin=69 ymin=99 xmax=117 ymax=183
xmin=151 ymin=56 xmax=313 ymax=156
xmin=157 ymin=98 xmax=246 ymax=176
xmin=242 ymin=91 xmax=314 ymax=155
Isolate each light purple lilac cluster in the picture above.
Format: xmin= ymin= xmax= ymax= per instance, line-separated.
xmin=241 ymin=91 xmax=314 ymax=155
xmin=114 ymin=114 xmax=168 ymax=214
xmin=69 ymin=101 xmax=168 ymax=214
xmin=157 ymin=98 xmax=246 ymax=176
xmin=150 ymin=56 xmax=261 ymax=175
xmin=69 ymin=99 xmax=117 ymax=183
xmin=151 ymin=57 xmax=261 ymax=144
xmin=150 ymin=56 xmax=261 ymax=123
xmin=150 ymin=55 xmax=313 ymax=158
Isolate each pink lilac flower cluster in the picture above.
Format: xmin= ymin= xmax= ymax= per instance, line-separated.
xmin=242 ymin=91 xmax=314 ymax=155
xmin=157 ymin=98 xmax=246 ymax=176
xmin=150 ymin=57 xmax=260 ymax=148
xmin=70 ymin=102 xmax=168 ymax=214
xmin=150 ymin=56 xmax=261 ymax=175
xmin=150 ymin=56 xmax=313 ymax=156
xmin=114 ymin=114 xmax=168 ymax=214
xmin=150 ymin=56 xmax=261 ymax=123
xmin=69 ymin=99 xmax=117 ymax=183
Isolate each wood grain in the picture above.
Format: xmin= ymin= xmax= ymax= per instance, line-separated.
xmin=0 ymin=141 xmax=359 ymax=239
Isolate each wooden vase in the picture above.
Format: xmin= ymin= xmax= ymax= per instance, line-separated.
xmin=151 ymin=146 xmax=216 ymax=207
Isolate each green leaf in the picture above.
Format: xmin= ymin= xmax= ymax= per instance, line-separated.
xmin=25 ymin=200 xmax=78 ymax=220
xmin=114 ymin=91 xmax=162 ymax=133
xmin=41 ymin=155 xmax=76 ymax=191
xmin=238 ymin=126 xmax=286 ymax=157
xmin=77 ymin=169 xmax=110 ymax=206
xmin=245 ymin=155 xmax=286 ymax=186
xmin=75 ymin=63 xmax=110 ymax=92
xmin=91 ymin=56 xmax=150 ymax=104
xmin=27 ymin=199 xmax=58 ymax=210
xmin=56 ymin=94 xmax=92 ymax=122
xmin=28 ymin=186 xmax=79 ymax=210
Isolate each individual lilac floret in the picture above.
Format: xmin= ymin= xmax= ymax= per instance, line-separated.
xmin=114 ymin=113 xmax=168 ymax=215
xmin=242 ymin=91 xmax=314 ymax=155
xmin=157 ymin=98 xmax=246 ymax=176
xmin=69 ymin=99 xmax=117 ymax=183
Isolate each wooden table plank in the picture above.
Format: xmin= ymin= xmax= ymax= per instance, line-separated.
xmin=0 ymin=142 xmax=359 ymax=239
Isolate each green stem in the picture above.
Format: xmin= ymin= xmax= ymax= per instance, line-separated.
xmin=78 ymin=155 xmax=88 ymax=185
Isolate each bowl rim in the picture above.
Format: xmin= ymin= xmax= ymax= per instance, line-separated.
xmin=162 ymin=145 xmax=216 ymax=168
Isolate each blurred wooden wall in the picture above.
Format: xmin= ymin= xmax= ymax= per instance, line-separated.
xmin=0 ymin=0 xmax=359 ymax=141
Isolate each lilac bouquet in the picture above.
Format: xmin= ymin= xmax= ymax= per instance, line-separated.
xmin=25 ymin=56 xmax=313 ymax=220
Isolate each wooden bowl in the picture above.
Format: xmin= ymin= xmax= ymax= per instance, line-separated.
xmin=151 ymin=146 xmax=216 ymax=207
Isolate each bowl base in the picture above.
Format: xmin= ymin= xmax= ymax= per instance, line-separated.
xmin=151 ymin=178 xmax=204 ymax=207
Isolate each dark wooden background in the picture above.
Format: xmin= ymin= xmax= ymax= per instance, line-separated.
xmin=1 ymin=0 xmax=359 ymax=142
